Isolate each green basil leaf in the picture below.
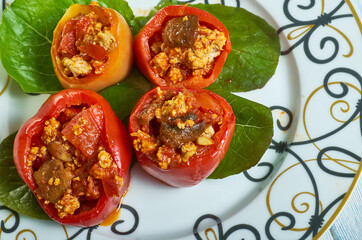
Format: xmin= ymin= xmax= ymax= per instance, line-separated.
xmin=208 ymin=91 xmax=273 ymax=179
xmin=0 ymin=0 xmax=134 ymax=94
xmin=0 ymin=133 xmax=50 ymax=220
xmin=99 ymin=67 xmax=153 ymax=121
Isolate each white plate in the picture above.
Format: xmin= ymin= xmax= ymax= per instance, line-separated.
xmin=0 ymin=0 xmax=361 ymax=239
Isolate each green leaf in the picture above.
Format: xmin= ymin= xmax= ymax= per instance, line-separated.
xmin=0 ymin=133 xmax=50 ymax=220
xmin=208 ymin=91 xmax=273 ymax=179
xmin=99 ymin=67 xmax=153 ymax=121
xmin=192 ymin=4 xmax=280 ymax=92
xmin=0 ymin=0 xmax=134 ymax=94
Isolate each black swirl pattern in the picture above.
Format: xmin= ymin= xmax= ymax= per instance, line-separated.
xmin=262 ymin=67 xmax=360 ymax=238
xmin=193 ymin=214 xmax=260 ymax=240
xmin=317 ymin=147 xmax=361 ymax=177
xmin=68 ymin=226 xmax=99 ymax=240
xmin=195 ymin=66 xmax=361 ymax=238
xmin=110 ymin=204 xmax=139 ymax=235
xmin=0 ymin=206 xmax=20 ymax=234
xmin=278 ymin=0 xmax=353 ymax=63
xmin=204 ymin=0 xmax=240 ymax=7
xmin=243 ymin=162 xmax=274 ymax=182
xmin=270 ymin=106 xmax=294 ymax=131
xmin=66 ymin=204 xmax=139 ymax=239
xmin=265 ymin=212 xmax=296 ymax=240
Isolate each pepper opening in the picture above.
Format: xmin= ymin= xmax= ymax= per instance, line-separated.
xmin=131 ymin=88 xmax=224 ymax=169
xmin=148 ymin=15 xmax=227 ymax=84
xmin=58 ymin=4 xmax=116 ymax=78
xmin=29 ymin=104 xmax=123 ymax=219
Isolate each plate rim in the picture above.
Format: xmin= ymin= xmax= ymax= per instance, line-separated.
xmin=0 ymin=0 xmax=361 ymax=239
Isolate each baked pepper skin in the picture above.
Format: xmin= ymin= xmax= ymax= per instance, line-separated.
xmin=13 ymin=89 xmax=132 ymax=226
xmin=51 ymin=3 xmax=133 ymax=91
xmin=134 ymin=5 xmax=231 ymax=89
xmin=129 ymin=87 xmax=235 ymax=187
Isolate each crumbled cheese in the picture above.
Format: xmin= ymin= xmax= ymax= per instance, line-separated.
xmin=96 ymin=30 xmax=115 ymax=50
xmin=72 ymin=117 xmax=88 ymax=136
xmin=98 ymin=150 xmax=112 ymax=168
xmin=150 ymin=52 xmax=170 ymax=77
xmin=62 ymin=56 xmax=93 ymax=77
xmin=131 ymin=130 xmax=158 ymax=153
xmin=48 ymin=178 xmax=54 ymax=186
xmin=156 ymin=146 xmax=172 ymax=169
xmin=54 ymin=178 xmax=60 ymax=186
xmin=181 ymin=142 xmax=196 ymax=162
xmin=55 ymin=193 xmax=80 ymax=219
xmin=160 ymin=92 xmax=188 ymax=118
xmin=167 ymin=67 xmax=183 ymax=84
xmin=27 ymin=147 xmax=39 ymax=166
xmin=176 ymin=119 xmax=195 ymax=129
xmin=42 ymin=117 xmax=60 ymax=144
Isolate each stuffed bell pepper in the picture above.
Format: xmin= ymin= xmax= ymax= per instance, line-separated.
xmin=13 ymin=89 xmax=132 ymax=226
xmin=134 ymin=5 xmax=231 ymax=89
xmin=129 ymin=87 xmax=235 ymax=187
xmin=51 ymin=2 xmax=133 ymax=91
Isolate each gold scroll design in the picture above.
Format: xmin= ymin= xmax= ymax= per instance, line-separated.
xmin=0 ymin=213 xmax=37 ymax=239
xmin=204 ymin=228 xmax=217 ymax=240
xmin=287 ymin=0 xmax=353 ymax=58
xmin=0 ymin=75 xmax=10 ymax=97
xmin=266 ymin=158 xmax=358 ymax=231
xmin=304 ymin=82 xmax=361 ymax=173
xmin=266 ymin=82 xmax=360 ymax=231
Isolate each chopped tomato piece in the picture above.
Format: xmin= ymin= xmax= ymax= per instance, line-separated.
xmin=75 ymin=16 xmax=92 ymax=41
xmin=194 ymin=92 xmax=223 ymax=115
xmin=61 ymin=104 xmax=104 ymax=157
xmin=62 ymin=19 xmax=77 ymax=37
xmin=58 ymin=31 xmax=78 ymax=57
xmin=101 ymin=174 xmax=121 ymax=197
xmin=85 ymin=42 xmax=108 ymax=61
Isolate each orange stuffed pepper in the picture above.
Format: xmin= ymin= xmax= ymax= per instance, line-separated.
xmin=51 ymin=2 xmax=133 ymax=91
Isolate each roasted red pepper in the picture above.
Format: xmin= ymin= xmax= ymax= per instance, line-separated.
xmin=128 ymin=87 xmax=235 ymax=187
xmin=51 ymin=2 xmax=133 ymax=91
xmin=134 ymin=5 xmax=231 ymax=89
xmin=13 ymin=89 xmax=132 ymax=226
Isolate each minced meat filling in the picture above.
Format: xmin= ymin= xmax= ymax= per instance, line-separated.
xmin=149 ymin=15 xmax=227 ymax=84
xmin=29 ymin=106 xmax=122 ymax=219
xmin=131 ymin=88 xmax=223 ymax=169
xmin=59 ymin=11 xmax=116 ymax=77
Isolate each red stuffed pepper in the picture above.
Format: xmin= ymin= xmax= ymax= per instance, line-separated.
xmin=129 ymin=87 xmax=235 ymax=187
xmin=51 ymin=2 xmax=133 ymax=91
xmin=13 ymin=89 xmax=132 ymax=227
xmin=134 ymin=5 xmax=231 ymax=89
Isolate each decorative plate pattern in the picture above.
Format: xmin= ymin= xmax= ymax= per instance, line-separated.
xmin=0 ymin=0 xmax=361 ymax=239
